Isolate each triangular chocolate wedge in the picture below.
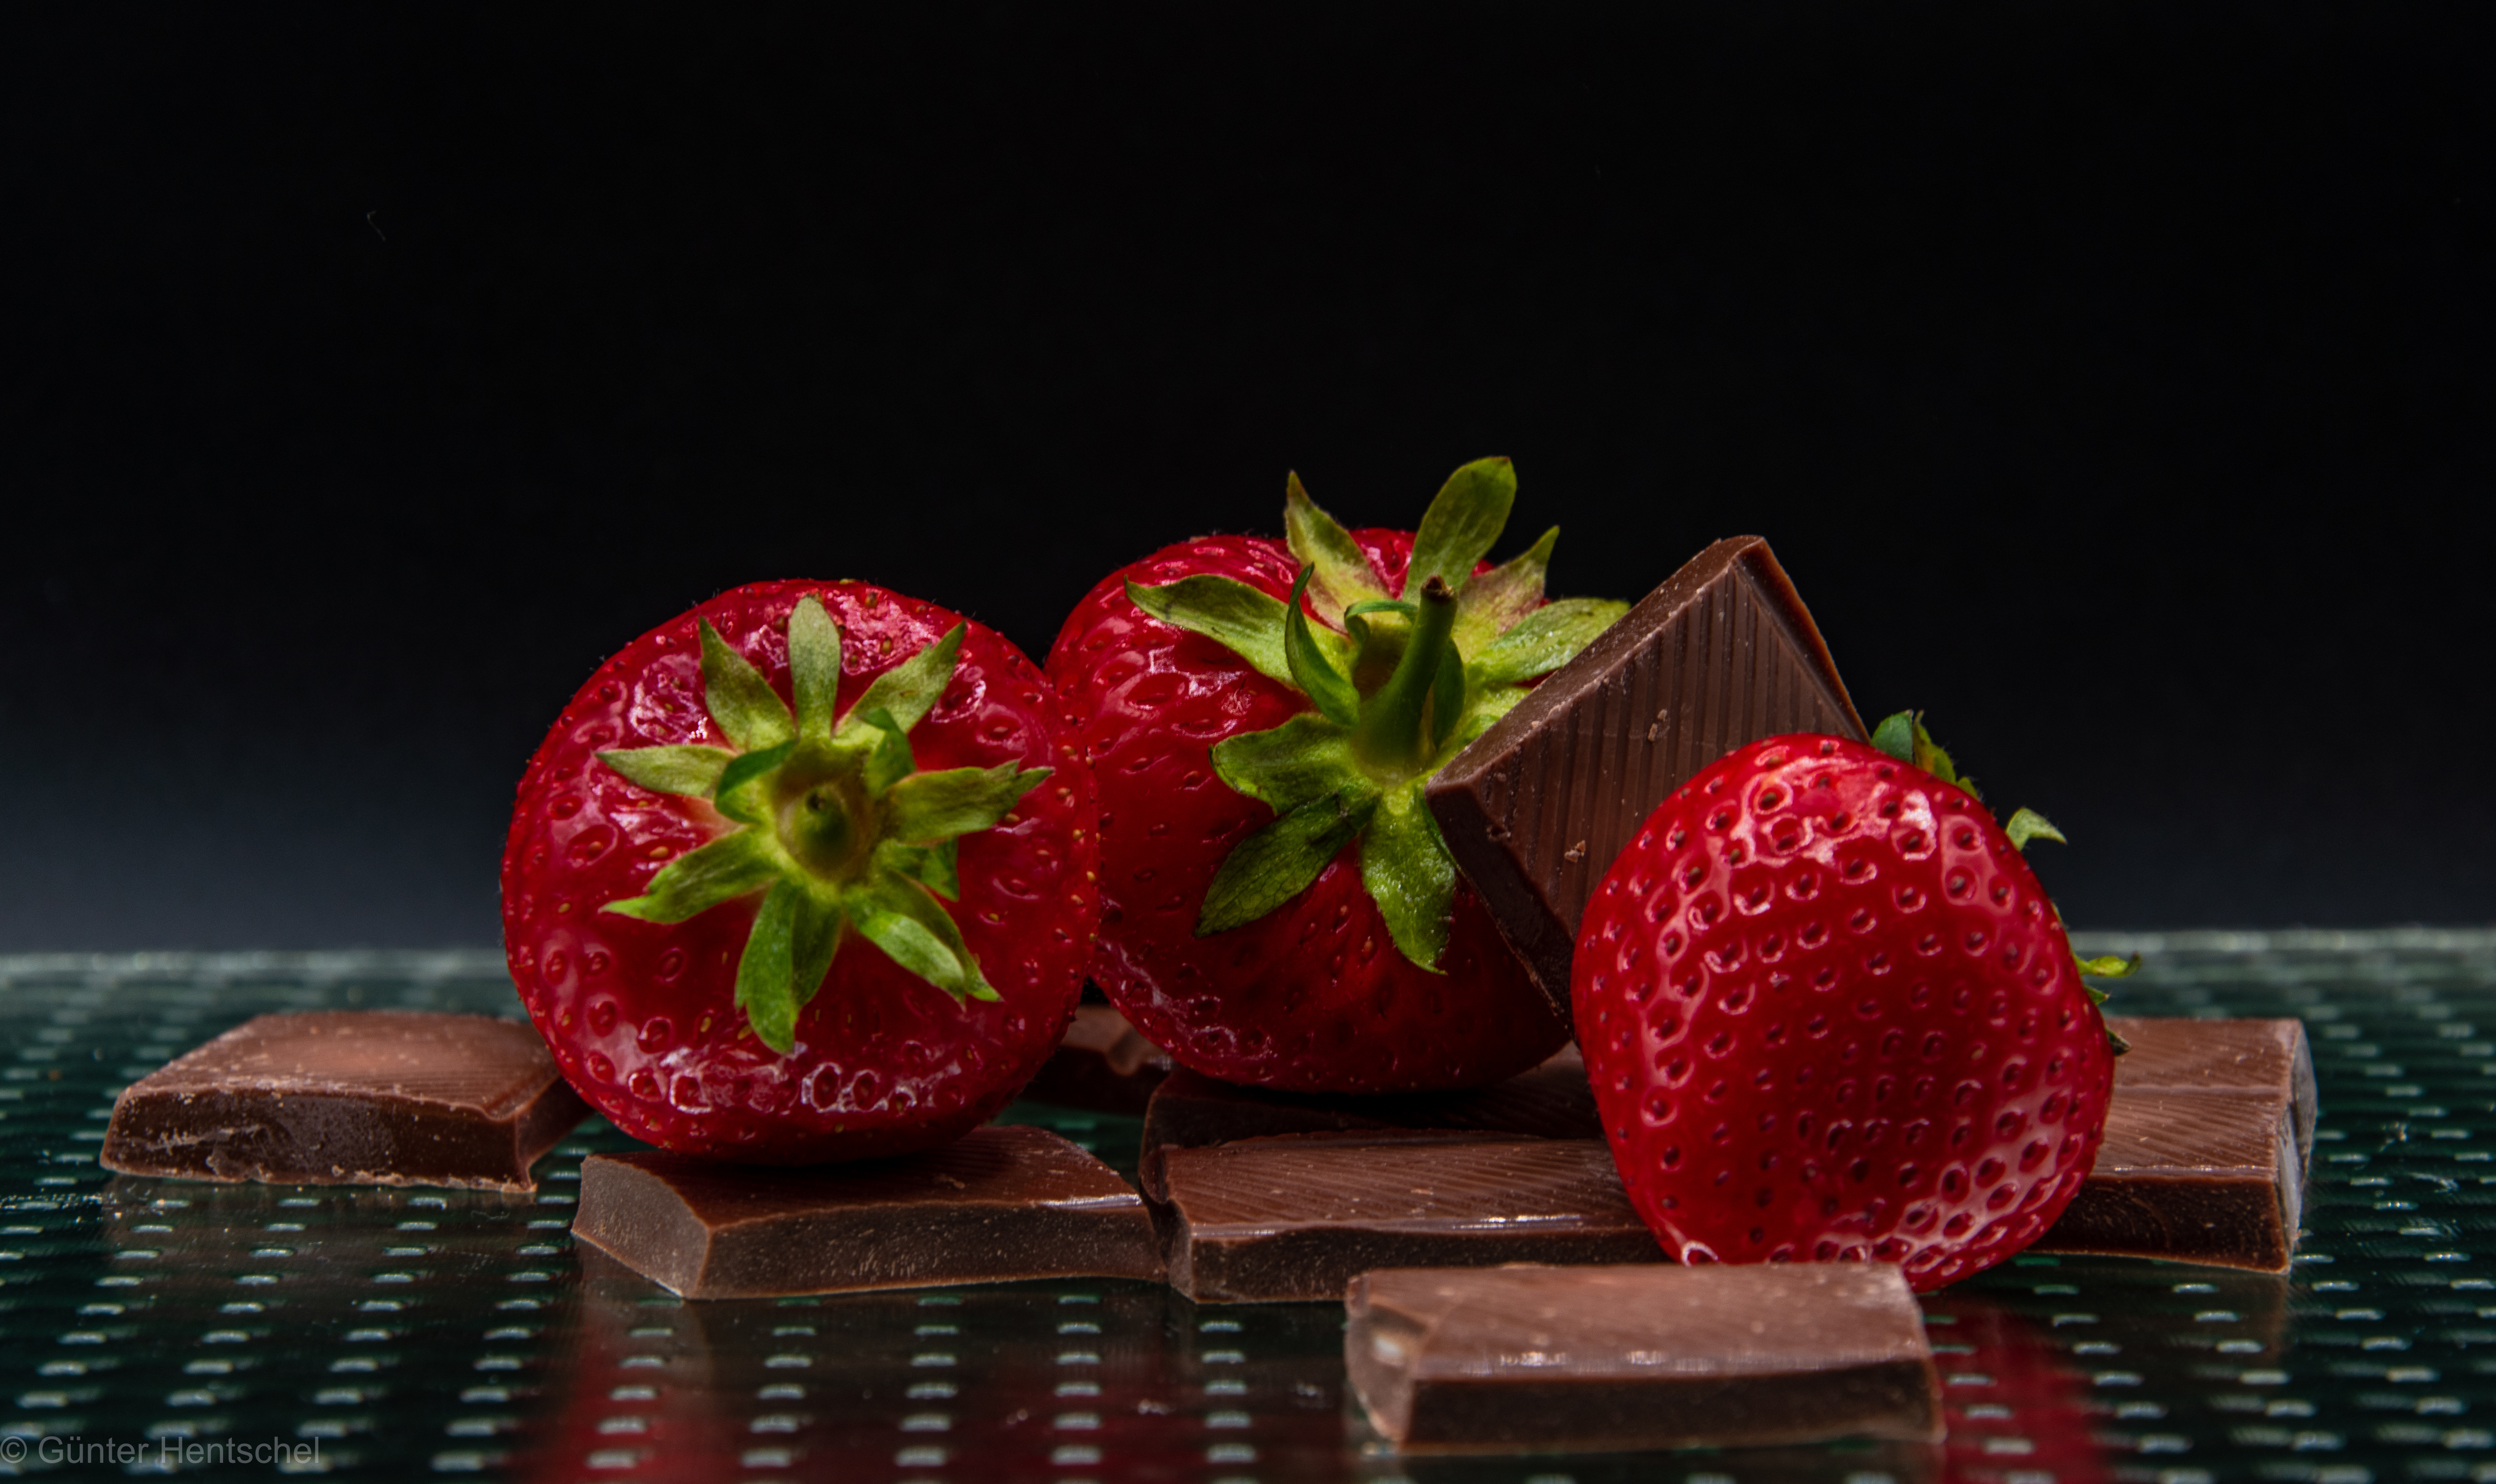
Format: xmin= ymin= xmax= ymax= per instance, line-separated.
xmin=1426 ymin=536 xmax=1864 ymax=1011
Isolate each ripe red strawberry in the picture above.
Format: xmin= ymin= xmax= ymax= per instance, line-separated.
xmin=1045 ymin=459 xmax=1623 ymax=1092
xmin=1572 ymin=723 xmax=2117 ymax=1290
xmin=503 ymin=580 xmax=1099 ymax=1163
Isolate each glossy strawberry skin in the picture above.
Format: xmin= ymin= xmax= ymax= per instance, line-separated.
xmin=503 ymin=580 xmax=1100 ymax=1163
xmin=1046 ymin=532 xmax=1571 ymax=1093
xmin=1573 ymin=734 xmax=2113 ymax=1291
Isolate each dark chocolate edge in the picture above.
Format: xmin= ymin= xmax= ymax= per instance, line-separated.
xmin=100 ymin=1084 xmax=565 ymax=1194
xmin=2032 ymin=1092 xmax=2303 ymax=1272
xmin=1158 ymin=1134 xmax=1659 ymax=1303
xmin=510 ymin=1074 xmax=593 ymax=1188
xmin=1426 ymin=536 xmax=1866 ymax=1010
xmin=572 ymin=1153 xmax=719 ymax=1296
xmin=1384 ymin=1357 xmax=1945 ymax=1453
xmin=99 ymin=1011 xmax=579 ymax=1192
xmin=1347 ymin=1276 xmax=1941 ymax=1453
xmin=574 ymin=1138 xmax=1168 ymax=1299
xmin=2030 ymin=1172 xmax=2294 ymax=1273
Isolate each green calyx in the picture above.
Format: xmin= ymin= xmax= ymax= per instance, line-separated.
xmin=1128 ymin=457 xmax=1628 ymax=971
xmin=596 ymin=596 xmax=1048 ymax=1054
xmin=1871 ymin=709 xmax=2135 ymax=1050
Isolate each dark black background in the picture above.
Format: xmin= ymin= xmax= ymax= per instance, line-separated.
xmin=4 ymin=6 xmax=2488 ymax=950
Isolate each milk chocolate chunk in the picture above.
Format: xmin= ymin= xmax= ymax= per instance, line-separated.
xmin=2034 ymin=1088 xmax=2304 ymax=1272
xmin=1018 ymin=1005 xmax=1174 ymax=1114
xmin=573 ymin=1125 xmax=1163 ymax=1298
xmin=1347 ymin=1263 xmax=1942 ymax=1454
xmin=99 ymin=1011 xmax=587 ymax=1193
xmin=1142 ymin=1045 xmax=1599 ymax=1159
xmin=1150 ymin=1133 xmax=1659 ymax=1303
xmin=1427 ymin=537 xmax=1865 ymax=1008
xmin=2108 ymin=1015 xmax=2318 ymax=1161
xmin=2031 ymin=1017 xmax=2317 ymax=1271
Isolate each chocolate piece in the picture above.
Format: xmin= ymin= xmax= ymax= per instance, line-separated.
xmin=1142 ymin=1045 xmax=1599 ymax=1159
xmin=1018 ymin=1004 xmax=1173 ymax=1114
xmin=99 ymin=1011 xmax=586 ymax=1193
xmin=1427 ymin=537 xmax=1865 ymax=1008
xmin=573 ymin=1125 xmax=1163 ymax=1297
xmin=1347 ymin=1263 xmax=1942 ymax=1453
xmin=2108 ymin=1015 xmax=2318 ymax=1160
xmin=1149 ymin=1132 xmax=1659 ymax=1303
xmin=2029 ymin=1017 xmax=2318 ymax=1271
xmin=2032 ymin=1088 xmax=2304 ymax=1271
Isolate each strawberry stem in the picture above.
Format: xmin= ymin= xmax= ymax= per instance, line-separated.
xmin=1354 ymin=574 xmax=1458 ymax=777
xmin=777 ymin=770 xmax=869 ymax=879
xmin=598 ymin=596 xmax=1048 ymax=1051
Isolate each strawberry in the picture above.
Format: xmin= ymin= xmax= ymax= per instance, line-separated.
xmin=502 ymin=580 xmax=1099 ymax=1163
xmin=1045 ymin=459 xmax=1625 ymax=1092
xmin=1572 ymin=720 xmax=2118 ymax=1290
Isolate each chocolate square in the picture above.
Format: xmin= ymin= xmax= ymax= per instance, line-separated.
xmin=1148 ymin=1132 xmax=1659 ymax=1303
xmin=1426 ymin=536 xmax=1864 ymax=1007
xmin=2032 ymin=1016 xmax=2317 ymax=1272
xmin=2033 ymin=1087 xmax=2304 ymax=1272
xmin=2109 ymin=1014 xmax=2317 ymax=1161
xmin=99 ymin=1010 xmax=586 ymax=1193
xmin=572 ymin=1124 xmax=1164 ymax=1298
xmin=1346 ymin=1263 xmax=1942 ymax=1453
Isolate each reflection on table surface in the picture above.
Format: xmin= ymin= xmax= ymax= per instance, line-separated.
xmin=0 ymin=932 xmax=2490 ymax=1481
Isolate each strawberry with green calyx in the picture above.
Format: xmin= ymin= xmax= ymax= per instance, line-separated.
xmin=505 ymin=580 xmax=1100 ymax=1164
xmin=601 ymin=597 xmax=1045 ymax=1046
xmin=1869 ymin=710 xmax=2142 ymax=1022
xmin=1047 ymin=458 xmax=1627 ymax=1092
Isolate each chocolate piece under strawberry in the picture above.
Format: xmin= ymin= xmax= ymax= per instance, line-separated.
xmin=504 ymin=581 xmax=1100 ymax=1164
xmin=1046 ymin=459 xmax=1625 ymax=1093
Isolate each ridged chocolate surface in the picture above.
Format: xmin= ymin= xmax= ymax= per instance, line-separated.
xmin=2107 ymin=1015 xmax=2318 ymax=1159
xmin=114 ymin=1011 xmax=562 ymax=1114
xmin=1141 ymin=1045 xmax=1598 ymax=1158
xmin=574 ymin=1125 xmax=1163 ymax=1298
xmin=1426 ymin=536 xmax=1864 ymax=1007
xmin=1347 ymin=1263 xmax=1941 ymax=1451
xmin=1162 ymin=1133 xmax=1634 ymax=1235
xmin=2032 ymin=1088 xmax=2302 ymax=1271
xmin=1153 ymin=1133 xmax=1659 ymax=1302
xmin=2088 ymin=1089 xmax=2297 ymax=1177
xmin=99 ymin=1011 xmax=586 ymax=1192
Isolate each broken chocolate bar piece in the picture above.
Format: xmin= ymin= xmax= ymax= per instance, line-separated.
xmin=1347 ymin=1263 xmax=1942 ymax=1453
xmin=99 ymin=1011 xmax=587 ymax=1193
xmin=2030 ymin=1017 xmax=2318 ymax=1271
xmin=1018 ymin=1004 xmax=1174 ymax=1114
xmin=1426 ymin=536 xmax=1865 ymax=1008
xmin=573 ymin=1124 xmax=1163 ymax=1298
xmin=1150 ymin=1132 xmax=1659 ymax=1303
xmin=2033 ymin=1087 xmax=2304 ymax=1272
xmin=2109 ymin=1015 xmax=2317 ymax=1161
xmin=1142 ymin=1045 xmax=1599 ymax=1159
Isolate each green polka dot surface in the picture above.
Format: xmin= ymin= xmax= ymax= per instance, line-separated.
xmin=0 ymin=932 xmax=2490 ymax=1483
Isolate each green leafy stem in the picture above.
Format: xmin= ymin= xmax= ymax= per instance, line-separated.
xmin=595 ymin=596 xmax=1047 ymax=1054
xmin=1127 ymin=458 xmax=1627 ymax=971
